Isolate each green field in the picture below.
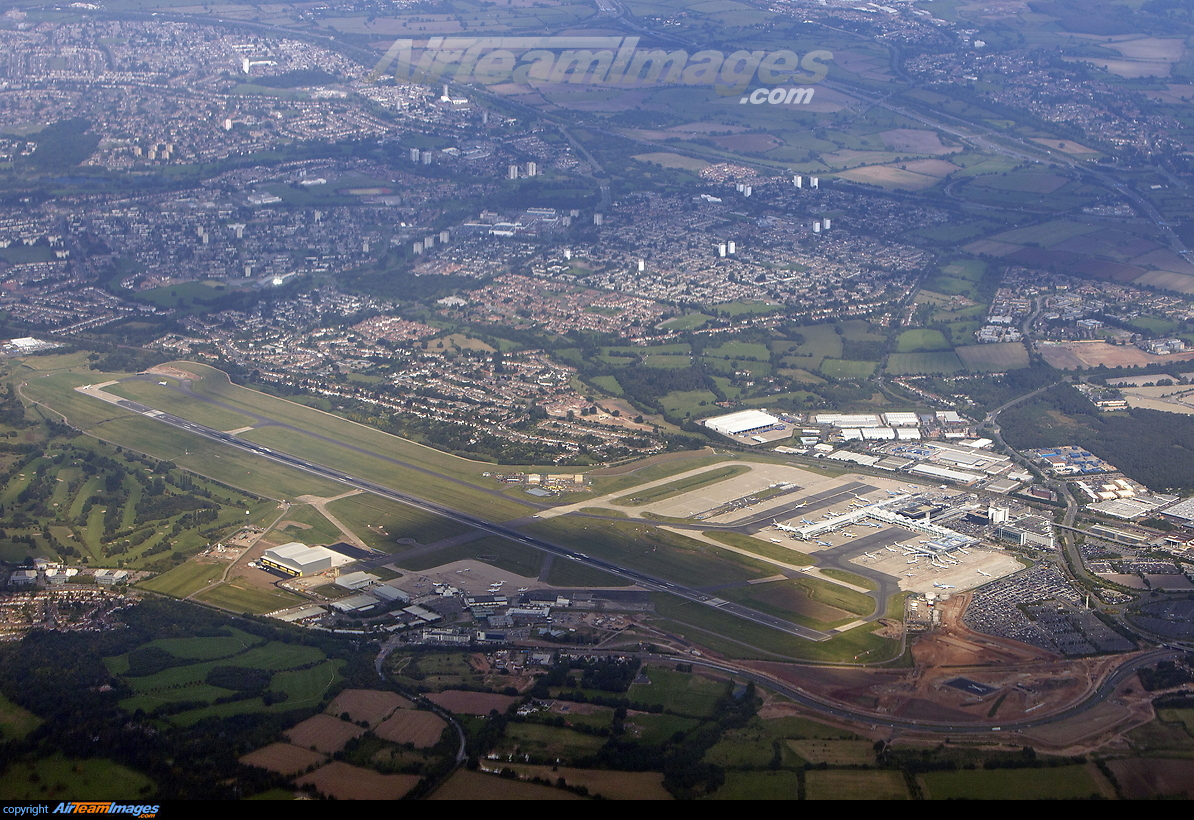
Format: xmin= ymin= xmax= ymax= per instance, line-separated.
xmin=628 ymin=666 xmax=727 ymax=717
xmin=919 ymin=765 xmax=1100 ymax=800
xmin=0 ymin=691 xmax=42 ymax=740
xmin=955 ymin=342 xmax=1030 ymax=372
xmin=896 ymin=329 xmax=951 ymax=353
xmin=820 ymin=358 xmax=877 ymax=379
xmin=0 ymin=755 xmax=155 ymax=800
xmin=885 ymin=351 xmax=965 ymax=375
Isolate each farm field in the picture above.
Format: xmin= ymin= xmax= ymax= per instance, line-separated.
xmin=707 ymin=770 xmax=801 ymax=800
xmin=805 ymin=769 xmax=909 ymax=800
xmin=918 ymin=765 xmax=1101 ymax=799
xmin=627 ymin=666 xmax=727 ymax=717
xmin=507 ymin=764 xmax=671 ymax=800
xmin=430 ymin=769 xmax=585 ymax=800
xmin=886 ymin=351 xmax=965 ymax=375
xmin=956 ymin=342 xmax=1030 ymax=372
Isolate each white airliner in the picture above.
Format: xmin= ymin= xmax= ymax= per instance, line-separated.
xmin=863 ymin=552 xmax=877 ymax=559
xmin=976 ymin=570 xmax=991 ymax=577
xmin=934 ymin=582 xmax=955 ymax=589
xmin=774 ymin=521 xmax=802 ymax=534
xmin=816 ymin=540 xmax=832 ymax=547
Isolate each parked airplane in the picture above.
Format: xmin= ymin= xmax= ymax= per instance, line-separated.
xmin=816 ymin=540 xmax=832 ymax=547
xmin=774 ymin=521 xmax=802 ymax=534
xmin=933 ymin=582 xmax=955 ymax=589
xmin=863 ymin=552 xmax=877 ymax=559
xmin=976 ymin=570 xmax=991 ymax=577
xmin=843 ymin=532 xmax=857 ymax=538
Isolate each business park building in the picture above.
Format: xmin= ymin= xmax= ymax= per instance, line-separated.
xmin=703 ymin=409 xmax=792 ymax=445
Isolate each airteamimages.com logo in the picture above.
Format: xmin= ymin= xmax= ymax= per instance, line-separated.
xmin=369 ymin=35 xmax=832 ymax=100
xmin=0 ymin=804 xmax=160 ymax=818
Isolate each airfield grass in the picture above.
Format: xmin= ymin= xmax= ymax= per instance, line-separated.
xmin=614 ymin=464 xmax=751 ymax=506
xmin=520 ymin=517 xmax=771 ymax=588
xmin=918 ymin=765 xmax=1099 ymax=800
xmin=649 ymin=593 xmax=898 ymax=662
xmin=707 ymin=770 xmax=800 ymax=800
xmin=138 ymin=561 xmax=226 ymax=598
xmin=104 ymin=379 xmax=256 ymax=431
xmin=326 ymin=493 xmax=471 ymax=549
xmin=628 ymin=666 xmax=726 ymax=717
xmin=544 ymin=557 xmax=632 ymax=587
xmin=240 ymin=425 xmax=532 ymax=522
xmin=91 ymin=415 xmax=344 ymax=499
xmin=818 ymin=568 xmax=877 ymax=590
xmin=588 ymin=454 xmax=732 ymax=497
xmin=169 ymin=362 xmax=558 ymax=486
xmin=704 ymin=531 xmax=814 ymax=566
xmin=0 ymin=691 xmax=41 ymax=740
xmin=395 ymin=535 xmax=544 ymax=578
xmin=0 ymin=754 xmax=155 ymax=800
xmin=273 ymin=504 xmax=345 ymax=546
xmin=194 ymin=580 xmax=305 ymax=614
xmin=716 ymin=580 xmax=870 ymax=630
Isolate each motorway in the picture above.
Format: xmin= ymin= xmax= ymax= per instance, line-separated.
xmin=627 ymin=644 xmax=1178 ymax=736
xmin=77 ymin=382 xmax=834 ymax=642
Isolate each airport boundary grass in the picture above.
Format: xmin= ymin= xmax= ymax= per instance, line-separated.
xmin=613 ymin=464 xmax=751 ymax=506
xmin=194 ymin=580 xmax=305 ymax=614
xmin=138 ymin=562 xmax=226 ymax=598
